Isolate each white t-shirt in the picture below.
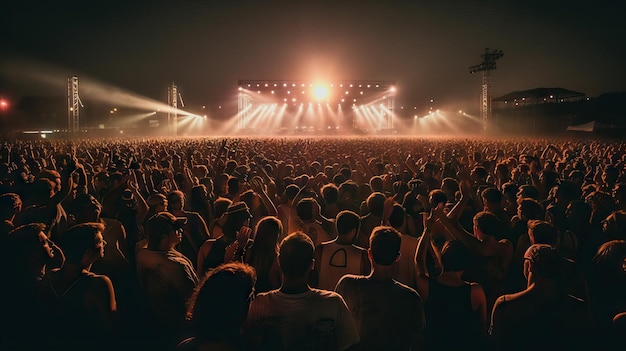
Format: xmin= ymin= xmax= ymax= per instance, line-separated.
xmin=244 ymin=288 xmax=360 ymax=351
xmin=318 ymin=241 xmax=367 ymax=291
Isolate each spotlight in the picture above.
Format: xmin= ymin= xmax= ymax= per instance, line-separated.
xmin=313 ymin=85 xmax=328 ymax=100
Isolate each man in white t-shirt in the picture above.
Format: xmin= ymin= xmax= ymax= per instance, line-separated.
xmin=244 ymin=232 xmax=360 ymax=351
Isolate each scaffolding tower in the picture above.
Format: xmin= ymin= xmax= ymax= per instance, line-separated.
xmin=67 ymin=76 xmax=80 ymax=133
xmin=167 ymin=82 xmax=178 ymax=136
xmin=469 ymin=48 xmax=504 ymax=133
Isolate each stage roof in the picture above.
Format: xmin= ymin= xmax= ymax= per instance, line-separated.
xmin=494 ymin=87 xmax=585 ymax=103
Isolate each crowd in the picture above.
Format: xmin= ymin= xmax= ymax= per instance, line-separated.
xmin=1 ymin=135 xmax=626 ymax=350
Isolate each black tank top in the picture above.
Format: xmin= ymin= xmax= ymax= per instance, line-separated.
xmin=424 ymin=279 xmax=483 ymax=350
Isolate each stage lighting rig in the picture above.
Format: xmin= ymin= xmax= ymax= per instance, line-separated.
xmin=469 ymin=48 xmax=504 ymax=133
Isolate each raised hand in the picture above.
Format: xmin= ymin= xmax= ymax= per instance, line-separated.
xmin=249 ymin=176 xmax=265 ymax=194
xmin=236 ymin=226 xmax=252 ymax=247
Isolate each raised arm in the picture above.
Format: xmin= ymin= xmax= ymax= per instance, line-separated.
xmin=249 ymin=176 xmax=278 ymax=216
xmin=435 ymin=185 xmax=498 ymax=257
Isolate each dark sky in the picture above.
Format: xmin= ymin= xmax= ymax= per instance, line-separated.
xmin=1 ymin=0 xmax=625 ymax=113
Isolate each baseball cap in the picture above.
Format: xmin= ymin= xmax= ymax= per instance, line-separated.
xmin=146 ymin=212 xmax=187 ymax=237
xmin=225 ymin=201 xmax=251 ymax=216
xmin=147 ymin=193 xmax=167 ymax=207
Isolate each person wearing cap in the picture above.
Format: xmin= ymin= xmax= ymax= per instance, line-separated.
xmin=196 ymin=202 xmax=252 ymax=277
xmin=489 ymin=244 xmax=593 ymax=351
xmin=137 ymin=193 xmax=168 ymax=247
xmin=166 ymin=190 xmax=210 ymax=266
xmin=135 ymin=212 xmax=199 ymax=348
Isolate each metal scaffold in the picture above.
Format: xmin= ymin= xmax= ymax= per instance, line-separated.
xmin=67 ymin=76 xmax=83 ymax=133
xmin=469 ymin=48 xmax=504 ymax=133
xmin=168 ymin=82 xmax=178 ymax=136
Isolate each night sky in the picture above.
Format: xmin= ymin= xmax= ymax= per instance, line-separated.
xmin=1 ymin=0 xmax=625 ymax=116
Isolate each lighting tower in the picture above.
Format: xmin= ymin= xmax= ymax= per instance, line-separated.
xmin=469 ymin=48 xmax=504 ymax=132
xmin=67 ymin=76 xmax=83 ymax=133
xmin=167 ymin=82 xmax=178 ymax=136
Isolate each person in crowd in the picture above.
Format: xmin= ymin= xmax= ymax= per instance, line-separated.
xmin=321 ymin=183 xmax=341 ymax=219
xmin=510 ymin=197 xmax=544 ymax=250
xmin=589 ymin=240 xmax=626 ymax=349
xmin=197 ymin=201 xmax=252 ymax=276
xmin=38 ymin=222 xmax=117 ymax=351
xmin=277 ymin=183 xmax=300 ymax=241
xmin=481 ymin=187 xmax=512 ymax=239
xmin=312 ymin=210 xmax=369 ymax=291
xmin=139 ymin=193 xmax=168 ymax=245
xmin=0 ymin=192 xmax=21 ymax=243
xmin=208 ymin=197 xmax=232 ymax=241
xmin=69 ymin=194 xmax=130 ymax=284
xmin=244 ymin=216 xmax=283 ymax=293
xmin=167 ymin=190 xmax=211 ymax=265
xmin=244 ymin=232 xmax=360 ymax=351
xmin=434 ymin=180 xmax=513 ymax=311
xmin=295 ymin=197 xmax=336 ymax=247
xmin=384 ymin=201 xmax=420 ymax=290
xmin=188 ymin=184 xmax=212 ymax=228
xmin=416 ymin=208 xmax=487 ymax=350
xmin=178 ymin=262 xmax=257 ymax=351
xmin=489 ymin=244 xmax=593 ymax=351
xmin=3 ymin=223 xmax=63 ymax=349
xmin=355 ymin=192 xmax=385 ymax=249
xmin=336 ymin=226 xmax=425 ymax=351
xmin=15 ymin=156 xmax=80 ymax=241
xmin=135 ymin=212 xmax=198 ymax=349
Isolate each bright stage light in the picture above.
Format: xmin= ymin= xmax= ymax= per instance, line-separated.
xmin=390 ymin=86 xmax=396 ymax=92
xmin=313 ymin=85 xmax=328 ymax=100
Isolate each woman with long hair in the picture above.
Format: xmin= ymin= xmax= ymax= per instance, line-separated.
xmin=245 ymin=216 xmax=282 ymax=293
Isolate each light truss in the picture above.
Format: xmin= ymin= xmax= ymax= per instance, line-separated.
xmin=469 ymin=48 xmax=504 ymax=133
xmin=237 ymin=80 xmax=396 ymax=130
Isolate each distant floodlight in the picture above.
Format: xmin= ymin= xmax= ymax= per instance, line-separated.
xmin=313 ymin=85 xmax=328 ymax=100
xmin=390 ymin=86 xmax=396 ymax=92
